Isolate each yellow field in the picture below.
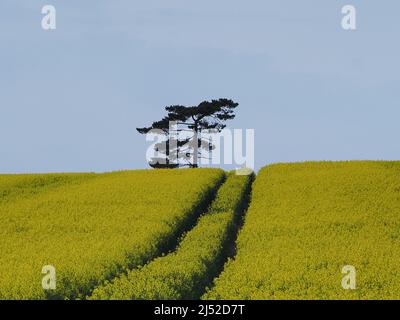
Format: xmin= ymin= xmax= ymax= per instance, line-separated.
xmin=89 ymin=173 xmax=252 ymax=300
xmin=0 ymin=173 xmax=95 ymax=202
xmin=0 ymin=169 xmax=224 ymax=299
xmin=2 ymin=162 xmax=400 ymax=300
xmin=205 ymin=161 xmax=400 ymax=299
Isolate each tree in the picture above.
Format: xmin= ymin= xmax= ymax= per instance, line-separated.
xmin=137 ymin=98 xmax=239 ymax=168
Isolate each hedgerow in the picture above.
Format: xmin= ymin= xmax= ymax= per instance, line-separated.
xmin=89 ymin=172 xmax=253 ymax=300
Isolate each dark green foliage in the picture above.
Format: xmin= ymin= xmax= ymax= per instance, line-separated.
xmin=137 ymin=99 xmax=239 ymax=168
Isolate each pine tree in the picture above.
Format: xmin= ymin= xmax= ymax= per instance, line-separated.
xmin=137 ymin=99 xmax=238 ymax=168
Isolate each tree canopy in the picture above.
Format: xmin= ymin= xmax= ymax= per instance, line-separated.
xmin=137 ymin=99 xmax=239 ymax=168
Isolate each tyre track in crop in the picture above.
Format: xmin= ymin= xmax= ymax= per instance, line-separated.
xmin=88 ymin=173 xmax=254 ymax=300
xmin=201 ymin=173 xmax=254 ymax=299
xmin=85 ymin=172 xmax=226 ymax=299
xmin=140 ymin=172 xmax=227 ymax=263
xmin=225 ymin=174 xmax=254 ymax=260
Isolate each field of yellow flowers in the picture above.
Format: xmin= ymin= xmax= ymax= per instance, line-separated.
xmin=205 ymin=161 xmax=400 ymax=299
xmin=89 ymin=172 xmax=253 ymax=300
xmin=0 ymin=169 xmax=224 ymax=299
xmin=2 ymin=162 xmax=400 ymax=300
xmin=0 ymin=173 xmax=96 ymax=202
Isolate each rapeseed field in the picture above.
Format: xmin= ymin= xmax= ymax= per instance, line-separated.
xmin=2 ymin=162 xmax=400 ymax=300
xmin=205 ymin=161 xmax=400 ymax=299
xmin=0 ymin=173 xmax=95 ymax=202
xmin=0 ymin=169 xmax=224 ymax=299
xmin=89 ymin=173 xmax=253 ymax=300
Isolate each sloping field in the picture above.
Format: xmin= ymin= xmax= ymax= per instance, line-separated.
xmin=205 ymin=161 xmax=400 ymax=299
xmin=89 ymin=172 xmax=253 ymax=300
xmin=0 ymin=169 xmax=224 ymax=299
xmin=0 ymin=173 xmax=96 ymax=202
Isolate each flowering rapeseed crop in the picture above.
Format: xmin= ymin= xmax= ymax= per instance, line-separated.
xmin=0 ymin=169 xmax=224 ymax=299
xmin=205 ymin=161 xmax=400 ymax=299
xmin=89 ymin=172 xmax=252 ymax=300
xmin=0 ymin=173 xmax=95 ymax=202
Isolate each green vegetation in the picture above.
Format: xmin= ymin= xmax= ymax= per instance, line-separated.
xmin=204 ymin=161 xmax=400 ymax=299
xmin=90 ymin=173 xmax=252 ymax=300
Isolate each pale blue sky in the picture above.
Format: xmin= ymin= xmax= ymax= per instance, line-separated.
xmin=1 ymin=1 xmax=399 ymax=173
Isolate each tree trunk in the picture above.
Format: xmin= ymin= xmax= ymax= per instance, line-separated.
xmin=193 ymin=129 xmax=198 ymax=168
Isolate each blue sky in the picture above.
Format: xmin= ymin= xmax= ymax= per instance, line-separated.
xmin=1 ymin=0 xmax=399 ymax=173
